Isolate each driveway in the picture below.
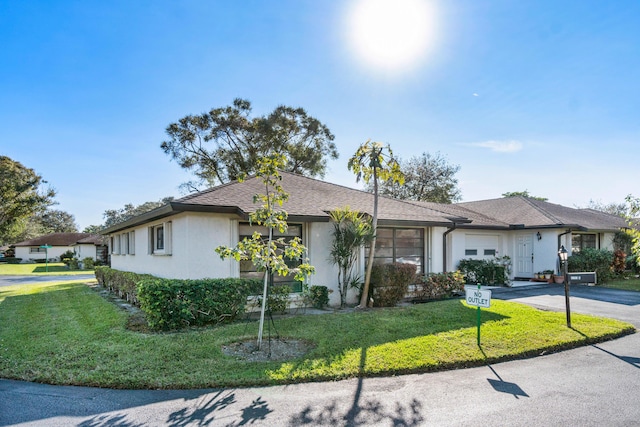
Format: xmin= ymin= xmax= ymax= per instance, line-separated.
xmin=1 ymin=284 xmax=638 ymax=426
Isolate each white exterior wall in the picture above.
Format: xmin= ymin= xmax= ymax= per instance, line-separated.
xmin=307 ymin=222 xmax=353 ymax=306
xmin=14 ymin=246 xmax=71 ymax=262
xmin=430 ymin=226 xmax=448 ymax=273
xmin=74 ymin=243 xmax=98 ymax=261
xmin=449 ymin=230 xmax=509 ymax=273
xmin=109 ymin=212 xmax=236 ymax=279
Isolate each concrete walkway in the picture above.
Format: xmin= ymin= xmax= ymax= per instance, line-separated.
xmin=1 ymin=284 xmax=638 ymax=426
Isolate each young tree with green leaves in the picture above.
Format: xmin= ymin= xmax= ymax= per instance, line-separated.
xmin=216 ymin=153 xmax=314 ymax=349
xmin=329 ymin=207 xmax=372 ymax=308
xmin=161 ymin=98 xmax=338 ymax=192
xmin=348 ymin=140 xmax=404 ymax=308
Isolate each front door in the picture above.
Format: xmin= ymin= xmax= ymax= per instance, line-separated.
xmin=516 ymin=234 xmax=534 ymax=277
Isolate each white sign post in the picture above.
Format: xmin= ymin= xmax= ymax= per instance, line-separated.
xmin=465 ymin=285 xmax=492 ymax=346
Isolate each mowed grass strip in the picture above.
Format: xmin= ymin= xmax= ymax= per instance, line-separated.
xmin=601 ymin=277 xmax=640 ymax=292
xmin=0 ymin=281 xmax=634 ymax=389
xmin=0 ymin=262 xmax=94 ymax=275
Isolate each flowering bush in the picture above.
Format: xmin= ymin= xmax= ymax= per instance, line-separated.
xmin=412 ymin=271 xmax=465 ymax=301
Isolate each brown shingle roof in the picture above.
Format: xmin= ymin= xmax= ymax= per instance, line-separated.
xmin=457 ymin=197 xmax=627 ymax=230
xmin=12 ymin=233 xmax=96 ymax=247
xmin=175 ymin=172 xmax=463 ymax=225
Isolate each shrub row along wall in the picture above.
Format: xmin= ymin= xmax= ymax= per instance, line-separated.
xmin=95 ymin=267 xmax=262 ymax=330
xmin=412 ymin=271 xmax=466 ymax=301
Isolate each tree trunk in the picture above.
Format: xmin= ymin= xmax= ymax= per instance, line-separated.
xmin=359 ymin=169 xmax=378 ymax=308
xmin=257 ymin=228 xmax=273 ymax=350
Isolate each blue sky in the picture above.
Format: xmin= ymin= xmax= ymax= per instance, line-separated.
xmin=1 ymin=0 xmax=639 ymax=230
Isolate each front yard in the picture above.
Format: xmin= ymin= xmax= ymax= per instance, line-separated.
xmin=601 ymin=277 xmax=640 ymax=292
xmin=0 ymin=280 xmax=634 ymax=389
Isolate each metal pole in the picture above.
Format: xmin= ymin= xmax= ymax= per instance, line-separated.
xmin=477 ymin=283 xmax=481 ymax=346
xmin=563 ymin=259 xmax=571 ymax=328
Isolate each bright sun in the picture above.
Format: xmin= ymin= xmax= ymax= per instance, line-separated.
xmin=346 ymin=0 xmax=437 ymax=74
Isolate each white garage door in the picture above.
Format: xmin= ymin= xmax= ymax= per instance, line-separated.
xmin=465 ymin=234 xmax=500 ymax=259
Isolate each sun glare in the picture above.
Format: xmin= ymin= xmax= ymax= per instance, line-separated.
xmin=346 ymin=0 xmax=437 ymax=74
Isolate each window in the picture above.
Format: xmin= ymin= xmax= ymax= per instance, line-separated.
xmin=484 ymin=249 xmax=496 ymax=256
xmin=149 ymin=222 xmax=172 ymax=255
xmin=465 ymin=249 xmax=477 ymax=256
xmin=122 ymin=232 xmax=129 ymax=255
xmin=30 ymin=247 xmax=47 ymax=253
xmin=366 ymin=228 xmax=424 ymax=274
xmin=238 ymin=223 xmax=304 ymax=292
xmin=110 ymin=235 xmax=121 ymax=255
xmin=128 ymin=231 xmax=135 ymax=255
xmin=572 ymin=233 xmax=597 ymax=253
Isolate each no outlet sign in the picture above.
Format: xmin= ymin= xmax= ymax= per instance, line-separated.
xmin=465 ymin=288 xmax=492 ymax=308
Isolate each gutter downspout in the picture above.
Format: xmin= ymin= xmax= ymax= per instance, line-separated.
xmin=443 ymin=224 xmax=457 ymax=272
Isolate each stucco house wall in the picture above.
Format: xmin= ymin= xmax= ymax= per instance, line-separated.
xmin=14 ymin=246 xmax=70 ymax=262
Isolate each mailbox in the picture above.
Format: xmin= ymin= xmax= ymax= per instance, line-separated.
xmin=568 ymin=271 xmax=597 ymax=285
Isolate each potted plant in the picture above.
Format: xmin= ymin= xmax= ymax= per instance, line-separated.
xmin=542 ymin=270 xmax=554 ymax=280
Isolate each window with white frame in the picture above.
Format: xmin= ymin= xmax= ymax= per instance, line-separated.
xmin=110 ymin=235 xmax=121 ymax=255
xmin=122 ymin=232 xmax=129 ymax=255
xmin=149 ymin=222 xmax=171 ymax=255
xmin=30 ymin=247 xmax=47 ymax=253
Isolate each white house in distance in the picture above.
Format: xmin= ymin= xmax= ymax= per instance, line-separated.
xmin=12 ymin=233 xmax=108 ymax=263
xmin=101 ymin=172 xmax=627 ymax=306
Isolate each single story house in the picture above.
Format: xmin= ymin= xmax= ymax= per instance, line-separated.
xmin=72 ymin=235 xmax=109 ymax=264
xmin=12 ymin=233 xmax=107 ymax=263
xmin=101 ymin=172 xmax=627 ymax=306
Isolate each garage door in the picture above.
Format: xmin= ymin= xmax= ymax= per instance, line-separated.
xmin=465 ymin=234 xmax=500 ymax=259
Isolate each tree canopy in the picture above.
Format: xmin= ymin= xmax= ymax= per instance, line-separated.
xmin=502 ymin=190 xmax=548 ymax=201
xmin=103 ymin=197 xmax=174 ymax=228
xmin=0 ymin=156 xmax=56 ymax=245
xmin=161 ymin=98 xmax=338 ymax=191
xmin=366 ymin=152 xmax=461 ymax=203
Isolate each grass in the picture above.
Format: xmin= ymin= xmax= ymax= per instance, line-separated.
xmin=601 ymin=277 xmax=640 ymax=292
xmin=0 ymin=262 xmax=94 ymax=275
xmin=0 ymin=281 xmax=634 ymax=390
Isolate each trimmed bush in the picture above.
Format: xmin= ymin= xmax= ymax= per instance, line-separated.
xmin=305 ymin=285 xmax=330 ymax=309
xmin=82 ymin=257 xmax=95 ymax=270
xmin=568 ymin=248 xmax=614 ymax=284
xmin=137 ymin=277 xmax=262 ymax=330
xmin=457 ymin=258 xmax=508 ymax=285
xmin=368 ymin=263 xmax=417 ymax=307
xmin=413 ymin=271 xmax=465 ymax=301
xmin=94 ymin=266 xmax=156 ymax=305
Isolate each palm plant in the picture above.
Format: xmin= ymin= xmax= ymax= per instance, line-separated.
xmin=329 ymin=207 xmax=372 ymax=308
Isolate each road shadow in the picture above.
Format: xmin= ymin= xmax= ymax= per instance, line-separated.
xmin=1 ymin=381 xmax=274 ymax=427
xmin=479 ymin=348 xmax=529 ymax=399
xmin=288 ymin=346 xmax=425 ymax=426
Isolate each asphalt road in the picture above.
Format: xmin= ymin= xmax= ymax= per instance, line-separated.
xmin=0 ymin=274 xmax=96 ymax=287
xmin=1 ymin=284 xmax=639 ymax=426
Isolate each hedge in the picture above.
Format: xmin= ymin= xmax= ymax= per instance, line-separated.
xmin=94 ymin=266 xmax=155 ymax=306
xmin=368 ymin=263 xmax=417 ymax=307
xmin=137 ymin=277 xmax=262 ymax=330
xmin=412 ymin=271 xmax=465 ymax=301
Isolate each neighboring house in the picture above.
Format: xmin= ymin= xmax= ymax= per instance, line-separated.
xmin=12 ymin=233 xmax=104 ymax=263
xmin=101 ymin=173 xmax=627 ymax=305
xmin=73 ymin=235 xmax=109 ymax=264
xmin=416 ymin=197 xmax=627 ymax=278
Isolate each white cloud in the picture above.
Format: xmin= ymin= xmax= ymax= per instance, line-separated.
xmin=469 ymin=140 xmax=523 ymax=153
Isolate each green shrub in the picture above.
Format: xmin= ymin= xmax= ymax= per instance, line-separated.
xmin=60 ymin=250 xmax=75 ymax=264
xmin=265 ymin=284 xmax=292 ymax=314
xmin=303 ymin=285 xmax=330 ymax=309
xmin=68 ymin=258 xmax=79 ymax=270
xmin=82 ymin=257 xmax=95 ymax=270
xmin=413 ymin=271 xmax=465 ymax=301
xmin=368 ymin=263 xmax=417 ymax=307
xmin=94 ymin=266 xmax=156 ymax=305
xmin=457 ymin=257 xmax=509 ymax=285
xmin=137 ymin=277 xmax=262 ymax=330
xmin=568 ymin=248 xmax=614 ymax=284
xmin=4 ymin=257 xmax=22 ymax=264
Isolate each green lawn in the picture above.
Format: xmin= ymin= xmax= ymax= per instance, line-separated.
xmin=601 ymin=277 xmax=640 ymax=292
xmin=0 ymin=281 xmax=634 ymax=389
xmin=0 ymin=262 xmax=94 ymax=275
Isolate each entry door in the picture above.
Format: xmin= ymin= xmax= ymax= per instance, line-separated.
xmin=516 ymin=234 xmax=534 ymax=277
